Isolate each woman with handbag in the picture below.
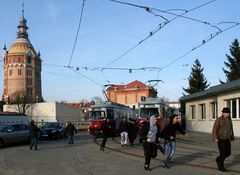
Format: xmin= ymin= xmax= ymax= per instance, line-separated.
xmin=142 ymin=116 xmax=161 ymax=172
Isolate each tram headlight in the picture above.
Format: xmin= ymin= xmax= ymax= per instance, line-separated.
xmin=94 ymin=124 xmax=98 ymax=128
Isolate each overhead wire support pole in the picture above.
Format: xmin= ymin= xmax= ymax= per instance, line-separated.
xmin=68 ymin=0 xmax=86 ymax=67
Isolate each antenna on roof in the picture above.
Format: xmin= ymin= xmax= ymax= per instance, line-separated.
xmin=22 ymin=3 xmax=24 ymax=18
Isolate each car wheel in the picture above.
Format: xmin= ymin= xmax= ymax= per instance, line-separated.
xmin=0 ymin=138 xmax=4 ymax=148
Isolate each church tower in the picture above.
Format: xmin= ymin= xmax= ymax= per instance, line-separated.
xmin=2 ymin=6 xmax=43 ymax=104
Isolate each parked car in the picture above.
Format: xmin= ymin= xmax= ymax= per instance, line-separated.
xmin=0 ymin=124 xmax=30 ymax=148
xmin=39 ymin=122 xmax=66 ymax=139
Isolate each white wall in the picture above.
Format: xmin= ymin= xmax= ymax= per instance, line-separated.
xmin=185 ymin=90 xmax=240 ymax=137
xmin=4 ymin=102 xmax=81 ymax=124
xmin=55 ymin=103 xmax=81 ymax=123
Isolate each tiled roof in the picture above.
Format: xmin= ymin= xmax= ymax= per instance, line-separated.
xmin=179 ymin=78 xmax=240 ymax=102
xmin=107 ymin=80 xmax=148 ymax=91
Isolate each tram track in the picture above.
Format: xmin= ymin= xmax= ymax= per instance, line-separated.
xmin=95 ymin=136 xmax=240 ymax=174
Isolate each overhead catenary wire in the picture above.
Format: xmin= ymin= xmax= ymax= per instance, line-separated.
xmin=68 ymin=67 xmax=103 ymax=87
xmin=67 ymin=0 xmax=86 ymax=67
xmin=104 ymin=0 xmax=218 ymax=68
xmin=157 ymin=22 xmax=240 ymax=79
xmin=110 ymin=0 xmax=221 ymax=32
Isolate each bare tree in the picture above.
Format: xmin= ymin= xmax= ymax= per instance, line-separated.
xmin=91 ymin=96 xmax=104 ymax=104
xmin=11 ymin=91 xmax=33 ymax=115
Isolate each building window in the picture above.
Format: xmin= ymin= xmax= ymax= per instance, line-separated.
xmin=26 ymin=70 xmax=32 ymax=76
xmin=225 ymin=98 xmax=240 ymax=119
xmin=18 ymin=69 xmax=22 ymax=76
xmin=27 ymin=56 xmax=32 ymax=64
xmin=18 ymin=57 xmax=21 ymax=63
xmin=27 ymin=78 xmax=32 ymax=86
xmin=211 ymin=102 xmax=218 ymax=119
xmin=35 ymin=70 xmax=40 ymax=78
xmin=9 ymin=70 xmax=12 ymax=76
xmin=199 ymin=104 xmax=206 ymax=120
xmin=27 ymin=88 xmax=32 ymax=96
xmin=190 ymin=105 xmax=196 ymax=120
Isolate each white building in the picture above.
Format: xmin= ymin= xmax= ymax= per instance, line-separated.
xmin=180 ymin=78 xmax=240 ymax=137
xmin=4 ymin=102 xmax=81 ymax=124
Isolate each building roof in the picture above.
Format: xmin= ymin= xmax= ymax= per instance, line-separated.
xmin=179 ymin=78 xmax=240 ymax=102
xmin=107 ymin=80 xmax=148 ymax=91
xmin=66 ymin=103 xmax=81 ymax=108
xmin=66 ymin=102 xmax=92 ymax=108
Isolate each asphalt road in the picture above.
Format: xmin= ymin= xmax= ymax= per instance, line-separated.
xmin=0 ymin=131 xmax=239 ymax=175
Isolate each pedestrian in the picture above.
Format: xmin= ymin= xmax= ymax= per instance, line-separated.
xmin=212 ymin=107 xmax=234 ymax=172
xmin=161 ymin=114 xmax=186 ymax=168
xmin=120 ymin=116 xmax=129 ymax=147
xmin=100 ymin=117 xmax=112 ymax=151
xmin=29 ymin=120 xmax=40 ymax=150
xmin=65 ymin=121 xmax=77 ymax=144
xmin=142 ymin=116 xmax=161 ymax=172
xmin=128 ymin=118 xmax=136 ymax=146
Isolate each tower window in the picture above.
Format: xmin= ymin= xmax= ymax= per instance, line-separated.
xmin=18 ymin=69 xmax=22 ymax=76
xmin=26 ymin=70 xmax=32 ymax=76
xmin=27 ymin=78 xmax=32 ymax=86
xmin=9 ymin=70 xmax=12 ymax=76
xmin=27 ymin=56 xmax=31 ymax=64
xmin=27 ymin=88 xmax=32 ymax=95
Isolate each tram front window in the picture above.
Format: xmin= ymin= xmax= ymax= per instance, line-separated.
xmin=140 ymin=108 xmax=159 ymax=118
xmin=89 ymin=111 xmax=106 ymax=120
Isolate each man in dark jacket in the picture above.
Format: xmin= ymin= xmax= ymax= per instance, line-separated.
xmin=128 ymin=118 xmax=136 ymax=146
xmin=212 ymin=107 xmax=234 ymax=172
xmin=29 ymin=120 xmax=40 ymax=150
xmin=65 ymin=121 xmax=77 ymax=144
xmin=100 ymin=118 xmax=112 ymax=151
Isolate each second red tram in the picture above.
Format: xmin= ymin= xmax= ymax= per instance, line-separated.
xmin=137 ymin=98 xmax=172 ymax=134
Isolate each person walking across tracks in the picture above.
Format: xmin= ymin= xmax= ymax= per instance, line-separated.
xmin=29 ymin=120 xmax=40 ymax=150
xmin=120 ymin=116 xmax=129 ymax=147
xmin=100 ymin=117 xmax=112 ymax=151
xmin=65 ymin=121 xmax=77 ymax=144
xmin=212 ymin=107 xmax=234 ymax=172
xmin=160 ymin=114 xmax=186 ymax=168
xmin=142 ymin=116 xmax=161 ymax=172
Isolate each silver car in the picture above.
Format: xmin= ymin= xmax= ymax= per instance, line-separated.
xmin=0 ymin=124 xmax=30 ymax=148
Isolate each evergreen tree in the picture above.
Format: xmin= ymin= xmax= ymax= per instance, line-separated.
xmin=222 ymin=39 xmax=240 ymax=82
xmin=183 ymin=59 xmax=210 ymax=95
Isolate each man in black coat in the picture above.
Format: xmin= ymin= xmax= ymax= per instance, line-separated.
xmin=29 ymin=120 xmax=40 ymax=150
xmin=65 ymin=121 xmax=77 ymax=144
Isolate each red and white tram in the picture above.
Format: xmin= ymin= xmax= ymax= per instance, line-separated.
xmin=137 ymin=98 xmax=171 ymax=135
xmin=88 ymin=101 xmax=133 ymax=136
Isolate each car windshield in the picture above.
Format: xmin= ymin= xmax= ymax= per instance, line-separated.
xmin=140 ymin=108 xmax=159 ymax=118
xmin=89 ymin=111 xmax=106 ymax=120
xmin=42 ymin=123 xmax=60 ymax=129
xmin=0 ymin=125 xmax=9 ymax=132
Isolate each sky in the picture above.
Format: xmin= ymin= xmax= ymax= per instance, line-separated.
xmin=0 ymin=0 xmax=239 ymax=102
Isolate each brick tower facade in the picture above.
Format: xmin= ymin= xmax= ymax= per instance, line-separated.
xmin=2 ymin=9 xmax=43 ymax=104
